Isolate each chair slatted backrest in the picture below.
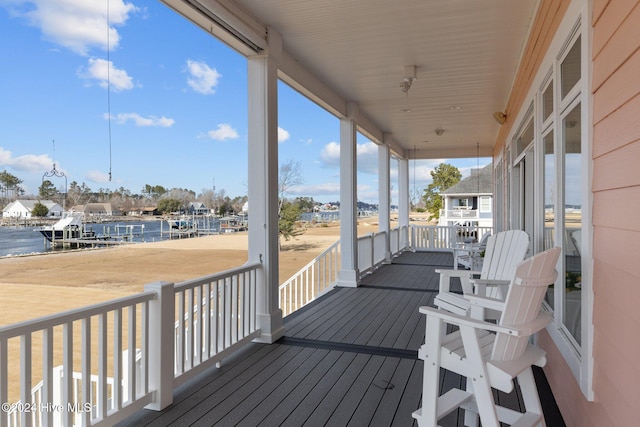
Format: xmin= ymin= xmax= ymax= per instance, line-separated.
xmin=481 ymin=230 xmax=529 ymax=281
xmin=491 ymin=247 xmax=561 ymax=361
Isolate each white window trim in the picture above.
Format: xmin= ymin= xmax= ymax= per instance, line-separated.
xmin=500 ymin=0 xmax=593 ymax=400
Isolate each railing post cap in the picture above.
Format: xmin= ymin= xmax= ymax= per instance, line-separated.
xmin=144 ymin=281 xmax=174 ymax=292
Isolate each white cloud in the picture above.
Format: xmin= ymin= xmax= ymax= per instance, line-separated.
xmin=319 ymin=140 xmax=379 ymax=174
xmin=207 ymin=124 xmax=238 ymax=141
xmin=78 ymin=58 xmax=134 ymax=91
xmin=86 ymin=170 xmax=111 ymax=183
xmin=290 ymin=182 xmax=341 ymax=196
xmin=278 ymin=127 xmax=290 ymax=143
xmin=186 ymin=59 xmax=221 ymax=95
xmin=107 ymin=112 xmax=174 ymax=127
xmin=2 ymin=0 xmax=138 ymax=56
xmin=0 ymin=147 xmax=53 ymax=173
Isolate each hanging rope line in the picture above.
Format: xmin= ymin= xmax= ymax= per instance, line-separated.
xmin=106 ymin=0 xmax=113 ymax=181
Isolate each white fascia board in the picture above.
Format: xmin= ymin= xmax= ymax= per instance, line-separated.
xmin=161 ymin=0 xmax=267 ymax=55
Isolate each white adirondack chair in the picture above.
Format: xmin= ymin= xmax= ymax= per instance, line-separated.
xmin=435 ymin=229 xmax=529 ymax=317
xmin=454 ymin=231 xmax=491 ymax=270
xmin=412 ymin=247 xmax=561 ymax=427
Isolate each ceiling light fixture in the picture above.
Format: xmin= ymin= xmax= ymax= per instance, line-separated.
xmin=400 ymin=65 xmax=417 ymax=94
xmin=493 ymin=111 xmax=507 ymax=125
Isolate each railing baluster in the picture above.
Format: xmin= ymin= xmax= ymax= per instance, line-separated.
xmin=177 ymin=290 xmax=185 ymax=374
xmin=81 ymin=317 xmax=92 ymax=426
xmin=204 ymin=282 xmax=211 ymax=360
xmin=62 ymin=322 xmax=73 ymax=427
xmin=0 ymin=338 xmax=7 ymax=427
xmin=19 ymin=333 xmax=31 ymax=427
xmin=98 ymin=312 xmax=108 ymax=420
xmin=113 ymin=308 xmax=122 ymax=411
xmin=128 ymin=304 xmax=137 ymax=402
xmin=141 ymin=301 xmax=149 ymax=395
xmin=187 ymin=288 xmax=194 ymax=370
xmin=39 ymin=327 xmax=53 ymax=427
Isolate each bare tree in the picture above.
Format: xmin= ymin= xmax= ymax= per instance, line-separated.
xmin=279 ymin=159 xmax=303 ymax=211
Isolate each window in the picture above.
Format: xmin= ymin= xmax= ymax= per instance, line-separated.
xmin=499 ymin=13 xmax=592 ymax=398
xmin=542 ymin=80 xmax=554 ymax=122
xmin=561 ymin=35 xmax=581 ymax=99
xmin=480 ymin=196 xmax=491 ymax=213
xmin=562 ymin=102 xmax=582 ymax=344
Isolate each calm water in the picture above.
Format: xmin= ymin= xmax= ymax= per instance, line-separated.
xmin=0 ymin=219 xmax=219 ymax=258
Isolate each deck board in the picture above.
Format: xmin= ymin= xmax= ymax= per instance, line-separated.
xmin=117 ymin=251 xmax=564 ymax=427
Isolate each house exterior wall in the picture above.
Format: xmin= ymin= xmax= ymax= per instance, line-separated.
xmin=495 ymin=0 xmax=640 ymax=425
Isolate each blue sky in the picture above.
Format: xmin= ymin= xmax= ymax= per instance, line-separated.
xmin=0 ymin=0 xmax=490 ymax=204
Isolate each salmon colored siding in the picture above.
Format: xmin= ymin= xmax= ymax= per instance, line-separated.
xmin=495 ymin=0 xmax=640 ymax=425
xmin=585 ymin=0 xmax=640 ymax=424
xmin=593 ymin=91 xmax=640 ymax=158
xmin=592 ymin=3 xmax=640 ymax=91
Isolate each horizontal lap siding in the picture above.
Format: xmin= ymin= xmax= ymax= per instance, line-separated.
xmin=592 ymin=1 xmax=640 ymax=426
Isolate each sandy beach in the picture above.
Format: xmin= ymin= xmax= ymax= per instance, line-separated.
xmin=0 ymin=221 xmax=387 ymax=327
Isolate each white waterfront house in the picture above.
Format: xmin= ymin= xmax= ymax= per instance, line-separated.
xmin=438 ymin=165 xmax=493 ymax=229
xmin=1 ymin=199 xmax=63 ymax=218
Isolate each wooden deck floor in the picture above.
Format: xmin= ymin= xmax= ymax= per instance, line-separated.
xmin=118 ymin=251 xmax=564 ymax=427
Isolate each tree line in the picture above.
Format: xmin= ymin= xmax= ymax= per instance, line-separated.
xmin=0 ymin=169 xmax=249 ymax=216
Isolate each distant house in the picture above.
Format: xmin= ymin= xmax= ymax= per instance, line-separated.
xmin=139 ymin=206 xmax=159 ymax=216
xmin=1 ymin=200 xmax=64 ymax=218
xmin=438 ymin=164 xmax=493 ymax=228
xmin=188 ymin=202 xmax=208 ymax=215
xmin=73 ymin=203 xmax=120 ymax=217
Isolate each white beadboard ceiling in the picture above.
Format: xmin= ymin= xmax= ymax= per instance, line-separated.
xmin=163 ymin=0 xmax=538 ymax=159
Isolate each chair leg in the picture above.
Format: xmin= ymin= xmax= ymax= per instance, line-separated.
xmin=517 ymin=368 xmax=546 ymax=427
xmin=463 ymin=378 xmax=479 ymax=427
xmin=414 ymin=317 xmax=444 ymax=426
xmin=459 ymin=326 xmax=500 ymax=427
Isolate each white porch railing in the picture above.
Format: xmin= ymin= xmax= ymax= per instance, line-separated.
xmin=2 ymin=223 xmax=489 ymax=427
xmin=1 ymin=263 xmax=261 ymax=427
xmin=439 ymin=208 xmax=480 ymax=219
xmin=173 ymin=263 xmax=261 ymax=388
xmin=409 ymin=225 xmax=493 ymax=251
xmin=279 ymin=241 xmax=341 ymax=317
xmin=0 ymin=292 xmax=157 ymax=427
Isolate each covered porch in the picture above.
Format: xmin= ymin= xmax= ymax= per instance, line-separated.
xmin=117 ymin=251 xmax=563 ymax=426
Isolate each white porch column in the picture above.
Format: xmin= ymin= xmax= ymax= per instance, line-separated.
xmin=378 ymin=136 xmax=391 ymax=261
xmin=398 ymin=156 xmax=410 ymax=249
xmin=247 ymin=31 xmax=284 ymax=343
xmin=337 ymin=102 xmax=359 ymax=287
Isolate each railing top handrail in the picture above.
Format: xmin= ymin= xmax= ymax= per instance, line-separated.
xmin=0 ymin=290 xmax=157 ymax=340
xmin=175 ymin=261 xmax=262 ymax=291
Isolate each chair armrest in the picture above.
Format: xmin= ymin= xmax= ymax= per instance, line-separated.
xmin=435 ymin=268 xmax=481 ymax=294
xmin=506 ymin=312 xmax=553 ymax=335
xmin=465 ymin=294 xmax=506 ymax=312
xmin=434 ymin=268 xmax=479 ymax=278
xmin=470 ymin=279 xmax=510 ymax=299
xmin=470 ymin=279 xmax=510 ymax=287
xmin=419 ymin=306 xmax=522 ymax=336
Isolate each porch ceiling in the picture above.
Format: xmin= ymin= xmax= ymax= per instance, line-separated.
xmin=161 ymin=0 xmax=537 ymax=159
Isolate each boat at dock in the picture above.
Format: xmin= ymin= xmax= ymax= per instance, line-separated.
xmin=37 ymin=213 xmax=95 ymax=242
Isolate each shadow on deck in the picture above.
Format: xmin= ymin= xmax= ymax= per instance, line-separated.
xmin=118 ymin=251 xmax=564 ymax=426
